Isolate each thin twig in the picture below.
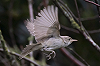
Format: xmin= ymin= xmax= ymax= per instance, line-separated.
xmin=74 ymin=0 xmax=82 ymax=26
xmin=28 ymin=0 xmax=34 ymax=22
xmin=53 ymin=0 xmax=100 ymax=52
xmin=0 ymin=48 xmax=40 ymax=66
xmin=94 ymin=0 xmax=100 ymax=22
xmin=74 ymin=1 xmax=100 ymax=54
xmin=80 ymin=15 xmax=98 ymax=21
xmin=61 ymin=25 xmax=100 ymax=34
xmin=67 ymin=47 xmax=90 ymax=66
xmin=88 ymin=29 xmax=100 ymax=33
xmin=60 ymin=48 xmax=86 ymax=66
xmin=84 ymin=0 xmax=100 ymax=22
xmin=8 ymin=0 xmax=16 ymax=46
xmin=0 ymin=30 xmax=40 ymax=66
xmin=94 ymin=0 xmax=100 ymax=15
xmin=0 ymin=30 xmax=21 ymax=66
xmin=28 ymin=0 xmax=34 ymax=65
xmin=84 ymin=0 xmax=100 ymax=7
xmin=57 ymin=0 xmax=78 ymax=21
xmin=0 ymin=30 xmax=10 ymax=58
xmin=61 ymin=25 xmax=79 ymax=33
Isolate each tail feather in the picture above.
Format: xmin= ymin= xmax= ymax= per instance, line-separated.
xmin=19 ymin=43 xmax=42 ymax=59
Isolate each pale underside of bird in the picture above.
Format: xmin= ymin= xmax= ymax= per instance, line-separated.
xmin=20 ymin=5 xmax=77 ymax=60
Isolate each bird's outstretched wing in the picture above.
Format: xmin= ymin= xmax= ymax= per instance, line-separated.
xmin=25 ymin=5 xmax=60 ymax=43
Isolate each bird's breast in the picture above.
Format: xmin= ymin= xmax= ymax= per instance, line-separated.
xmin=42 ymin=37 xmax=65 ymax=50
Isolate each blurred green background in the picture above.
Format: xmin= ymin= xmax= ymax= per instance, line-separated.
xmin=0 ymin=0 xmax=100 ymax=66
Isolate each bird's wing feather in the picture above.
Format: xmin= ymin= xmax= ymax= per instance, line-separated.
xmin=25 ymin=20 xmax=35 ymax=36
xmin=25 ymin=5 xmax=60 ymax=43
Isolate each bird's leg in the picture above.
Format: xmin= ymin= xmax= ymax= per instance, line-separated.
xmin=42 ymin=48 xmax=56 ymax=60
xmin=43 ymin=53 xmax=51 ymax=60
xmin=49 ymin=51 xmax=56 ymax=58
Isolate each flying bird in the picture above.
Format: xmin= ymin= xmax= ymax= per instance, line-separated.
xmin=20 ymin=5 xmax=77 ymax=60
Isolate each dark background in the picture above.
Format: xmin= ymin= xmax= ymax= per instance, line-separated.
xmin=0 ymin=0 xmax=100 ymax=66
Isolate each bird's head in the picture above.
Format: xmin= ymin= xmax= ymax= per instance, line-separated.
xmin=61 ymin=36 xmax=77 ymax=46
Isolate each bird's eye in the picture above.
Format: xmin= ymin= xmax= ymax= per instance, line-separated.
xmin=68 ymin=38 xmax=71 ymax=40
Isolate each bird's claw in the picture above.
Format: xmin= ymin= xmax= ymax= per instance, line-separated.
xmin=44 ymin=51 xmax=56 ymax=60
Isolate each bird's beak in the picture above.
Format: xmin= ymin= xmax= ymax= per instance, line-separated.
xmin=71 ymin=39 xmax=78 ymax=42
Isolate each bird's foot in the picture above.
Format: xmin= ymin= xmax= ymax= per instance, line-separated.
xmin=44 ymin=51 xmax=56 ymax=60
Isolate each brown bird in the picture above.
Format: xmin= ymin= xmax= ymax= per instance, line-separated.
xmin=20 ymin=5 xmax=77 ymax=60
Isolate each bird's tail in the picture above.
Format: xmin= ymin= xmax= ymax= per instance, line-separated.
xmin=19 ymin=43 xmax=42 ymax=59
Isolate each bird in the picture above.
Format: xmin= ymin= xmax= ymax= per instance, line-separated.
xmin=20 ymin=5 xmax=77 ymax=60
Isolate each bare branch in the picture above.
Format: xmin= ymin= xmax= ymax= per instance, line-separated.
xmin=74 ymin=0 xmax=82 ymax=27
xmin=0 ymin=48 xmax=41 ymax=66
xmin=80 ymin=15 xmax=99 ymax=21
xmin=28 ymin=0 xmax=34 ymax=65
xmin=84 ymin=0 xmax=100 ymax=7
xmin=8 ymin=0 xmax=16 ymax=46
xmin=0 ymin=30 xmax=40 ymax=66
xmin=61 ymin=25 xmax=79 ymax=33
xmin=94 ymin=0 xmax=100 ymax=15
xmin=60 ymin=48 xmax=86 ymax=66
xmin=52 ymin=0 xmax=100 ymax=53
xmin=61 ymin=25 xmax=100 ymax=34
xmin=0 ymin=30 xmax=10 ymax=57
xmin=88 ymin=29 xmax=100 ymax=33
xmin=94 ymin=0 xmax=100 ymax=22
xmin=28 ymin=0 xmax=34 ymax=22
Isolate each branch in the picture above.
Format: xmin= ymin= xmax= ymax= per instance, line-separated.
xmin=0 ymin=30 xmax=21 ymax=66
xmin=80 ymin=15 xmax=99 ymax=21
xmin=28 ymin=0 xmax=34 ymax=65
xmin=61 ymin=25 xmax=100 ymax=34
xmin=52 ymin=0 xmax=100 ymax=52
xmin=88 ymin=29 xmax=100 ymax=33
xmin=94 ymin=0 xmax=100 ymax=15
xmin=84 ymin=0 xmax=100 ymax=7
xmin=74 ymin=0 xmax=82 ymax=27
xmin=28 ymin=0 xmax=34 ymax=22
xmin=0 ymin=30 xmax=10 ymax=57
xmin=0 ymin=30 xmax=41 ymax=66
xmin=0 ymin=48 xmax=40 ymax=66
xmin=61 ymin=25 xmax=79 ymax=33
xmin=60 ymin=48 xmax=86 ymax=66
xmin=8 ymin=0 xmax=16 ymax=46
xmin=94 ymin=0 xmax=100 ymax=22
xmin=84 ymin=0 xmax=100 ymax=22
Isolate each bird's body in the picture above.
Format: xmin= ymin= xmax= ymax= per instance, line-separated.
xmin=41 ymin=36 xmax=74 ymax=51
xmin=20 ymin=5 xmax=77 ymax=60
xmin=41 ymin=36 xmax=64 ymax=50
